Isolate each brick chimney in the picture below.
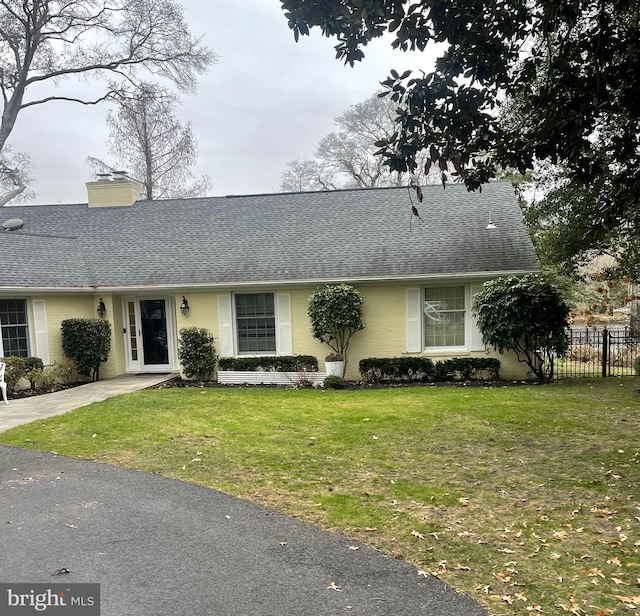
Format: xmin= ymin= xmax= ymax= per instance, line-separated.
xmin=86 ymin=171 xmax=141 ymax=208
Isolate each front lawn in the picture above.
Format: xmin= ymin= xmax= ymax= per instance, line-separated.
xmin=1 ymin=380 xmax=639 ymax=615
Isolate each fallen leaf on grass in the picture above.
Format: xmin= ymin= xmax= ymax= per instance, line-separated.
xmin=488 ymin=595 xmax=514 ymax=604
xmin=411 ymin=530 xmax=425 ymax=540
xmin=615 ymin=595 xmax=640 ymax=608
xmin=493 ymin=572 xmax=512 ymax=584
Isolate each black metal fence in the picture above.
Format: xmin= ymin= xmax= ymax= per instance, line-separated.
xmin=555 ymin=327 xmax=640 ymax=378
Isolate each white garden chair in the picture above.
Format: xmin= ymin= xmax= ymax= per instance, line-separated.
xmin=0 ymin=362 xmax=8 ymax=404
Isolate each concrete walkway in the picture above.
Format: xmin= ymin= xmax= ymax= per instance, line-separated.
xmin=0 ymin=374 xmax=173 ymax=433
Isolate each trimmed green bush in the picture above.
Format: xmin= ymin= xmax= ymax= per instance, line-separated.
xmin=473 ymin=274 xmax=569 ymax=381
xmin=218 ymin=356 xmax=318 ymax=372
xmin=359 ymin=356 xmax=501 ymax=383
xmin=61 ymin=318 xmax=112 ymax=381
xmin=359 ymin=357 xmax=435 ymax=383
xmin=323 ymin=375 xmax=345 ymax=389
xmin=1 ymin=356 xmax=27 ymax=393
xmin=635 ymin=356 xmax=640 ymax=376
xmin=178 ymin=327 xmax=217 ymax=382
xmin=432 ymin=357 xmax=501 ymax=382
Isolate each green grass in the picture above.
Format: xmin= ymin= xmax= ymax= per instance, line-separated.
xmin=2 ymin=380 xmax=639 ymax=615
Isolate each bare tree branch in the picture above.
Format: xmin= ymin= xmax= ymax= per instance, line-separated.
xmin=0 ymin=0 xmax=216 ymax=205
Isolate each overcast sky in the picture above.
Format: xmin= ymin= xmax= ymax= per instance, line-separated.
xmin=9 ymin=1 xmax=435 ymax=206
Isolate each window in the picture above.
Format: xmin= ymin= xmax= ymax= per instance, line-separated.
xmin=423 ymin=286 xmax=466 ymax=348
xmin=0 ymin=299 xmax=29 ymax=357
xmin=235 ymin=293 xmax=276 ymax=353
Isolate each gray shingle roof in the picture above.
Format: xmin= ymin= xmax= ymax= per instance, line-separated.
xmin=0 ymin=182 xmax=539 ymax=290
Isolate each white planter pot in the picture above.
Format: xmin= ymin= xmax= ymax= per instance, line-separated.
xmin=325 ymin=361 xmax=345 ymax=378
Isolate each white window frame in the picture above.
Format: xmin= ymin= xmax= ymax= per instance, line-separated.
xmin=234 ymin=292 xmax=277 ymax=355
xmin=406 ymin=283 xmax=486 ymax=354
xmin=218 ymin=292 xmax=292 ymax=357
xmin=423 ymin=284 xmax=468 ymax=351
xmin=0 ymin=298 xmax=31 ymax=358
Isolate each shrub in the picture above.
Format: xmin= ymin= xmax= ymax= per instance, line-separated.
xmin=1 ymin=356 xmax=27 ymax=393
xmin=29 ymin=366 xmax=59 ymax=392
xmin=52 ymin=359 xmax=79 ymax=385
xmin=432 ymin=357 xmax=501 ymax=381
xmin=359 ymin=357 xmax=501 ymax=383
xmin=25 ymin=357 xmax=44 ymax=390
xmin=61 ymin=318 xmax=112 ymax=381
xmin=359 ymin=357 xmax=435 ymax=383
xmin=324 ymin=375 xmax=345 ymax=389
xmin=308 ymin=284 xmax=364 ymax=366
xmin=218 ymin=356 xmax=318 ymax=372
xmin=473 ymin=274 xmax=570 ymax=381
xmin=178 ymin=327 xmax=217 ymax=382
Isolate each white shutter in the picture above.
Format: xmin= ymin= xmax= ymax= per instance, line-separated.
xmin=32 ymin=299 xmax=50 ymax=364
xmin=469 ymin=284 xmax=486 ymax=351
xmin=276 ymin=293 xmax=292 ymax=355
xmin=217 ymin=294 xmax=234 ymax=357
xmin=406 ymin=288 xmax=423 ymax=353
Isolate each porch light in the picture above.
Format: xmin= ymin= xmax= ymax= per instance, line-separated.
xmin=180 ymin=296 xmax=190 ymax=316
xmin=97 ymin=298 xmax=106 ymax=318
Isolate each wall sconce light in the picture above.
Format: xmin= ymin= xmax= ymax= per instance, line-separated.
xmin=180 ymin=296 xmax=190 ymax=316
xmin=486 ymin=211 xmax=497 ymax=230
xmin=97 ymin=298 xmax=106 ymax=318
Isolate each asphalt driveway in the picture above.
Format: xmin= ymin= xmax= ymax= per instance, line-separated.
xmin=0 ymin=445 xmax=488 ymax=615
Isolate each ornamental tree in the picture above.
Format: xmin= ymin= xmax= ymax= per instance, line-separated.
xmin=472 ymin=274 xmax=570 ymax=382
xmin=308 ymin=284 xmax=365 ymax=365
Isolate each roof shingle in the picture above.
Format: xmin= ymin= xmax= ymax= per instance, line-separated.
xmin=0 ymin=182 xmax=539 ymax=290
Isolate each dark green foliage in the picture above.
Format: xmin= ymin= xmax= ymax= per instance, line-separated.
xmin=1 ymin=356 xmax=26 ymax=393
xmin=25 ymin=357 xmax=44 ymax=390
xmin=178 ymin=327 xmax=217 ymax=383
xmin=61 ymin=318 xmax=112 ymax=381
xmin=323 ymin=375 xmax=345 ymax=390
xmin=473 ymin=274 xmax=570 ymax=382
xmin=432 ymin=358 xmax=501 ymax=382
xmin=308 ymin=284 xmax=364 ymax=364
xmin=218 ymin=355 xmax=318 ymax=372
xmin=359 ymin=357 xmax=500 ymax=383
xmin=280 ymin=1 xmax=640 ymax=273
xmin=359 ymin=357 xmax=435 ymax=384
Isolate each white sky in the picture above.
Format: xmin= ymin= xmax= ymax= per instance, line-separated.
xmin=8 ymin=1 xmax=436 ymax=206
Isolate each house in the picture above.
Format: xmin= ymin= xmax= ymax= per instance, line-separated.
xmin=0 ymin=178 xmax=539 ymax=381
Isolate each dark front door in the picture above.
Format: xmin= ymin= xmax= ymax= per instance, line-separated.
xmin=140 ymin=299 xmax=169 ymax=366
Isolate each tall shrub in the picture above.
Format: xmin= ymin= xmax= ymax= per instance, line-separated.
xmin=473 ymin=274 xmax=570 ymax=381
xmin=178 ymin=327 xmax=217 ymax=382
xmin=61 ymin=318 xmax=112 ymax=381
xmin=308 ymin=283 xmax=365 ymax=365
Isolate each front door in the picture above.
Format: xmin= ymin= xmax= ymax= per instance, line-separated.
xmin=124 ymin=298 xmax=174 ymax=372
